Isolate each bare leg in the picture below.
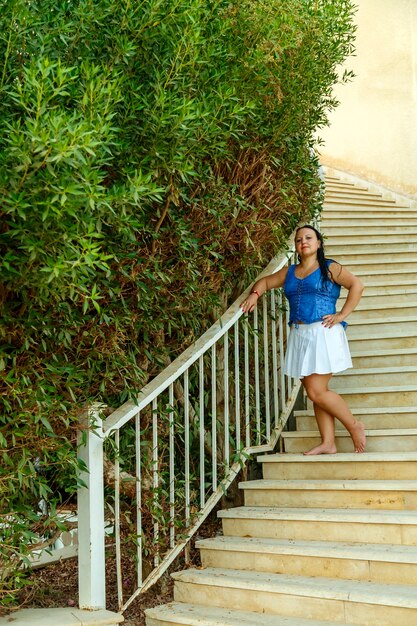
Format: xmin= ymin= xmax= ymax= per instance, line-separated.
xmin=303 ymin=401 xmax=337 ymax=455
xmin=302 ymin=373 xmax=366 ymax=454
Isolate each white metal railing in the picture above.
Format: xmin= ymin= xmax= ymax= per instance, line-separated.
xmin=77 ymin=235 xmax=301 ymax=612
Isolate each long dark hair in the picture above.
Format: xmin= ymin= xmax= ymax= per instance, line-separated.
xmin=295 ymin=224 xmax=336 ymax=284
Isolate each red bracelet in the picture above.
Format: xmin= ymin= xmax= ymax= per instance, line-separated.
xmin=251 ymin=290 xmax=261 ymax=298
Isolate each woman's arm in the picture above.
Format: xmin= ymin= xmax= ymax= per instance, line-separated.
xmin=240 ymin=265 xmax=289 ymax=314
xmin=322 ymin=263 xmax=364 ymax=328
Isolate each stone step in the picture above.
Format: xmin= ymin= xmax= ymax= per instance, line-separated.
xmin=331 ymin=365 xmax=417 ymax=387
xmin=258 ymin=452 xmax=417 ymax=480
xmin=332 ymin=251 xmax=417 ymax=264
xmin=197 ymin=536 xmax=417 ymax=585
xmin=340 ymin=260 xmax=417 ymax=273
xmin=325 ymin=191 xmax=390 ymax=202
xmin=350 ymin=305 xmax=417 ymax=321
xmin=324 ymin=202 xmax=415 ymax=212
xmin=350 ymin=347 xmax=417 ymax=368
xmin=240 ymin=478 xmax=417 ymax=509
xmin=348 ymin=333 xmax=417 ymax=352
xmin=348 ymin=318 xmax=417 ymax=336
xmin=354 ymin=271 xmax=417 ymax=284
xmin=348 ymin=336 xmax=417 ymax=353
xmin=322 ymin=215 xmax=417 ymax=224
xmin=324 ymin=174 xmax=361 ymax=182
xmin=327 ymin=242 xmax=417 ymax=255
xmin=352 ymin=281 xmax=417 ymax=293
xmin=353 ymin=266 xmax=416 ymax=275
xmin=145 ymin=602 xmax=353 ymax=626
xmin=325 ymin=183 xmax=370 ymax=193
xmin=218 ymin=506 xmax=417 ymax=546
xmin=328 ymin=234 xmax=417 ymax=245
xmin=282 ymin=429 xmax=417 ymax=454
xmin=324 ymin=225 xmax=417 ymax=234
xmin=172 ymin=568 xmax=417 ymax=625
xmin=314 ymin=386 xmax=417 ymax=408
xmin=0 ymin=609 xmax=124 ymax=626
xmin=341 ymin=292 xmax=417 ymax=308
xmin=351 ymin=308 xmax=417 ymax=323
xmin=295 ymin=407 xmax=417 ymax=431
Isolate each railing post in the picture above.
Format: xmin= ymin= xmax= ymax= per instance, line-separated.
xmin=77 ymin=404 xmax=106 ymax=609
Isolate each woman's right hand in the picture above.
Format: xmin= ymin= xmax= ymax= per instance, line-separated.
xmin=240 ymin=293 xmax=259 ymax=314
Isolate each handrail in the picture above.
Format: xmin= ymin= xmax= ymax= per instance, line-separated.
xmin=77 ymin=231 xmax=301 ymax=613
xmin=103 ymin=243 xmax=293 ymax=437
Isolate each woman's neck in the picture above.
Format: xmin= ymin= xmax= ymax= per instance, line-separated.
xmin=299 ymin=255 xmax=318 ymax=269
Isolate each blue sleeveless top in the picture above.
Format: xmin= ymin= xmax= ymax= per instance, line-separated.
xmin=284 ymin=259 xmax=347 ymax=328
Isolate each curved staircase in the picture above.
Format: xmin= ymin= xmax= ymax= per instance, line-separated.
xmin=146 ymin=171 xmax=417 ymax=626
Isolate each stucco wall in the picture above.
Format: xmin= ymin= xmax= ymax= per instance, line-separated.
xmin=319 ymin=0 xmax=417 ymax=197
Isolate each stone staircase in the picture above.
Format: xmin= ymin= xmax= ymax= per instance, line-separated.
xmin=145 ymin=172 xmax=417 ymax=626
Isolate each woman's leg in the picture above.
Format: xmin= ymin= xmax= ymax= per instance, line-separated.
xmin=303 ymin=401 xmax=337 ymax=455
xmin=302 ymin=373 xmax=366 ymax=453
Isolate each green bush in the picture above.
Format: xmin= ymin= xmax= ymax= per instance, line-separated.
xmin=0 ymin=0 xmax=356 ymax=604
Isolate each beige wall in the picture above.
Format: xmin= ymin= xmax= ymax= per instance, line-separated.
xmin=319 ymin=0 xmax=417 ymax=197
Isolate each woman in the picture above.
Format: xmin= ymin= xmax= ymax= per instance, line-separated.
xmin=241 ymin=225 xmax=366 ymax=455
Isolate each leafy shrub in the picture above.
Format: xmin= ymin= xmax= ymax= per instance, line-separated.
xmin=0 ymin=0 xmax=356 ymax=605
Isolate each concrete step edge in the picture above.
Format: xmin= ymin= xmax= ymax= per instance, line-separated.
xmin=353 ymin=303 xmax=417 ymax=311
xmin=350 ymin=348 xmax=417 ymax=356
xmin=196 ymin=536 xmax=417 ymax=564
xmin=349 ymin=313 xmax=417 ymax=322
xmin=354 ymin=269 xmax=417 ymax=276
xmin=257 ymin=452 xmax=417 ymax=462
xmin=172 ymin=568 xmax=417 ymax=607
xmin=324 ymin=203 xmax=414 ymax=210
xmin=348 ymin=329 xmax=416 ymax=340
xmin=238 ymin=478 xmax=417 ymax=490
xmin=217 ymin=506 xmax=417 ymax=524
xmin=350 ymin=284 xmax=417 ymax=292
xmin=145 ymin=602 xmax=352 ymax=626
xmin=322 ymin=218 xmax=417 ymax=222
xmin=0 ymin=609 xmax=124 ymax=626
xmin=294 ymin=406 xmax=417 ymax=416
xmin=281 ymin=429 xmax=417 ymax=439
xmin=340 ymin=254 xmax=417 ymax=267
xmin=335 ymin=365 xmax=417 ymax=375
xmin=330 ymin=385 xmax=416 ymax=394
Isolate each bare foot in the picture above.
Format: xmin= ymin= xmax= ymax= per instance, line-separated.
xmin=303 ymin=443 xmax=337 ymax=456
xmin=349 ymin=420 xmax=366 ymax=453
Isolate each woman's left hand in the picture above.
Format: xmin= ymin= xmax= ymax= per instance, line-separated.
xmin=322 ymin=313 xmax=344 ymax=328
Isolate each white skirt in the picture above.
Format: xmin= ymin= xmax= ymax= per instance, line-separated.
xmin=284 ymin=321 xmax=352 ymax=379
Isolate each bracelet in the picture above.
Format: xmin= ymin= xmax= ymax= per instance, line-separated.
xmin=251 ymin=290 xmax=261 ymax=298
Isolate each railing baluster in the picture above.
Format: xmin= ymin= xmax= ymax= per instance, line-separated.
xmin=152 ymin=398 xmax=159 ymax=566
xmin=271 ymin=289 xmax=279 ymax=428
xmin=169 ymin=384 xmax=175 ymax=549
xmin=234 ymin=320 xmax=241 ymax=452
xmin=253 ymin=306 xmax=260 ymax=444
xmin=284 ymin=300 xmax=292 ymax=399
xmin=199 ymin=355 xmax=205 ymax=508
xmin=211 ymin=344 xmax=217 ymax=491
xmin=135 ymin=412 xmax=142 ymax=587
xmin=244 ymin=319 xmax=250 ymax=447
xmin=184 ymin=370 xmax=190 ymax=528
xmin=224 ymin=330 xmax=229 ymax=468
xmin=278 ymin=290 xmax=286 ymax=413
xmin=263 ymin=295 xmax=270 ymax=441
xmin=115 ymin=430 xmax=123 ymax=608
